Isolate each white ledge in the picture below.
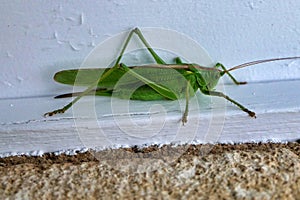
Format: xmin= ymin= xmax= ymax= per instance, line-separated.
xmin=1 ymin=79 xmax=300 ymax=157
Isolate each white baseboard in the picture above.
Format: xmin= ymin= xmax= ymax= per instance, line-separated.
xmin=1 ymin=80 xmax=300 ymax=157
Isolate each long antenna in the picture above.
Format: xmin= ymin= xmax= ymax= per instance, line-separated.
xmin=227 ymin=57 xmax=300 ymax=72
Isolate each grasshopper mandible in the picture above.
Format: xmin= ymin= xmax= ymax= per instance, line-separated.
xmin=44 ymin=28 xmax=300 ymax=124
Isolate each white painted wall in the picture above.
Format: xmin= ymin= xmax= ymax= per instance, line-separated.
xmin=1 ymin=0 xmax=300 ymax=155
xmin=1 ymin=0 xmax=300 ymax=99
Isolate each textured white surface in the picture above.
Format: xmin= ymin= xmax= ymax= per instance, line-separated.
xmin=1 ymin=0 xmax=300 ymax=99
xmin=1 ymin=1 xmax=300 ymax=156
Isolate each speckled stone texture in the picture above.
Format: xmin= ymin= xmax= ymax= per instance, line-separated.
xmin=1 ymin=143 xmax=300 ymax=199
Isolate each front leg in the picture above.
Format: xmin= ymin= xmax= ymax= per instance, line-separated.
xmin=215 ymin=63 xmax=247 ymax=85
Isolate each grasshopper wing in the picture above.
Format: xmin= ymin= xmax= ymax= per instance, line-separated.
xmin=54 ymin=67 xmax=136 ymax=89
xmin=54 ymin=68 xmax=109 ymax=86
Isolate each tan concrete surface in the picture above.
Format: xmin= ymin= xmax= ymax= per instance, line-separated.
xmin=1 ymin=143 xmax=300 ymax=199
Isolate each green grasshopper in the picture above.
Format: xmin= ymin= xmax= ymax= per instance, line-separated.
xmin=44 ymin=28 xmax=300 ymax=124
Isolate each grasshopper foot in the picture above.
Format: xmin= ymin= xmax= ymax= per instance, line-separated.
xmin=236 ymin=81 xmax=247 ymax=85
xmin=245 ymin=109 xmax=256 ymax=118
xmin=44 ymin=108 xmax=65 ymax=117
xmin=181 ymin=115 xmax=188 ymax=126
